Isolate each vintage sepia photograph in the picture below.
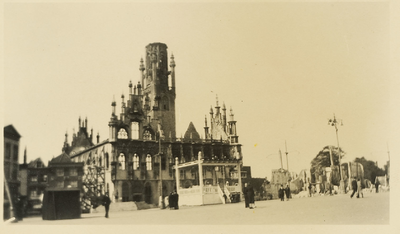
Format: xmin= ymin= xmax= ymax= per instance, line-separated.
xmin=2 ymin=0 xmax=399 ymax=233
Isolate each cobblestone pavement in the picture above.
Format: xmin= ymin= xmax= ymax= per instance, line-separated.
xmin=3 ymin=191 xmax=395 ymax=234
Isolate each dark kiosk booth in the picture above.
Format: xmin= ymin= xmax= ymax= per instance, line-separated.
xmin=42 ymin=188 xmax=81 ymax=220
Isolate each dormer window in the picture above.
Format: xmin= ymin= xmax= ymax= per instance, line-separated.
xmin=143 ymin=130 xmax=152 ymax=140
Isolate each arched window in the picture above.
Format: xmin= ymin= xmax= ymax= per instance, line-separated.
xmin=118 ymin=128 xmax=128 ymax=139
xmin=105 ymin=153 xmax=109 ymax=169
xmin=118 ymin=153 xmax=126 ymax=170
xmin=146 ymin=154 xmax=152 ymax=171
xmin=131 ymin=122 xmax=139 ymax=139
xmin=133 ymin=154 xmax=139 ymax=170
xmin=143 ymin=130 xmax=152 ymax=140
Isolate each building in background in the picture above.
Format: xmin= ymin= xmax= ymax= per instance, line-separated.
xmin=58 ymin=43 xmax=245 ymax=210
xmin=4 ymin=125 xmax=21 ymax=220
xmin=42 ymin=153 xmax=84 ymax=220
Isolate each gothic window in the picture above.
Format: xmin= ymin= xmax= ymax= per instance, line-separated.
xmin=30 ymin=190 xmax=37 ymax=197
xmin=118 ymin=128 xmax=128 ymax=139
xmin=146 ymin=154 xmax=152 ymax=171
xmin=143 ymin=130 xmax=152 ymax=140
xmin=131 ymin=122 xmax=139 ymax=139
xmin=118 ymin=153 xmax=126 ymax=170
xmin=31 ymin=176 xmax=38 ymax=182
xmin=105 ymin=153 xmax=109 ymax=169
xmin=133 ymin=154 xmax=139 ymax=170
xmin=99 ymin=154 xmax=103 ymax=167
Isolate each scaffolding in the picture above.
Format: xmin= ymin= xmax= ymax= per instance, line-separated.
xmin=81 ymin=165 xmax=105 ymax=213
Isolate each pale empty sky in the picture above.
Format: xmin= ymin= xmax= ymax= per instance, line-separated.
xmin=3 ymin=1 xmax=399 ymax=178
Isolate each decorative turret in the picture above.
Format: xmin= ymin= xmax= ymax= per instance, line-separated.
xmin=109 ymin=98 xmax=118 ymax=142
xmin=170 ymin=54 xmax=176 ymax=90
xmin=215 ymin=95 xmax=220 ymax=116
xmin=121 ymin=94 xmax=125 ymax=121
xmin=96 ymin=132 xmax=100 ymax=144
xmin=228 ymin=107 xmax=238 ymax=143
xmin=139 ymin=57 xmax=145 ymax=86
xmin=111 ymin=98 xmax=116 ymax=118
xmin=62 ymin=131 xmax=69 ymax=153
xmin=129 ymin=80 xmax=133 ymax=94
xmin=222 ymin=102 xmax=227 ymax=131
xmin=204 ymin=115 xmax=209 ymax=139
xmin=137 ymin=81 xmax=142 ymax=95
xmin=24 ymin=147 xmax=27 ymax=164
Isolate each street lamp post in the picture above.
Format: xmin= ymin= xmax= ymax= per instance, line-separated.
xmin=328 ymin=114 xmax=344 ymax=193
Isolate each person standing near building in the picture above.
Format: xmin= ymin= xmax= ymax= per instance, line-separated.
xmin=247 ymin=182 xmax=255 ymax=209
xmin=278 ymin=184 xmax=285 ymax=201
xmin=243 ymin=183 xmax=249 ymax=208
xmin=285 ymin=184 xmax=291 ymax=201
xmin=357 ymin=178 xmax=364 ymax=198
xmin=375 ymin=177 xmax=380 ymax=193
xmin=350 ymin=177 xmax=358 ymax=198
xmin=103 ymin=193 xmax=111 ymax=218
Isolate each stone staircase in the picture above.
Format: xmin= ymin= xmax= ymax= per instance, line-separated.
xmin=91 ymin=201 xmax=156 ymax=213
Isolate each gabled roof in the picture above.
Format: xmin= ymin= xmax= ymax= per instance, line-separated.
xmin=50 ymin=152 xmax=72 ymax=163
xmin=4 ymin=125 xmax=21 ymax=140
xmin=183 ymin=122 xmax=200 ymax=141
xmin=28 ymin=158 xmax=46 ymax=168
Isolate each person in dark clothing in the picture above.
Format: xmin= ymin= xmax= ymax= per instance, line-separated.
xmin=285 ymin=184 xmax=291 ymax=201
xmin=350 ymin=177 xmax=358 ymax=198
xmin=15 ymin=197 xmax=24 ymax=221
xmin=103 ymin=194 xmax=111 ymax=218
xmin=247 ymin=182 xmax=255 ymax=209
xmin=375 ymin=177 xmax=380 ymax=193
xmin=243 ymin=183 xmax=249 ymax=208
xmin=278 ymin=185 xmax=285 ymax=201
xmin=169 ymin=191 xmax=179 ymax=210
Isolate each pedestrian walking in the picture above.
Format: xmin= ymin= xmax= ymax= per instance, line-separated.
xmin=278 ymin=184 xmax=285 ymax=201
xmin=350 ymin=177 xmax=358 ymax=198
xmin=285 ymin=184 xmax=291 ymax=201
xmin=103 ymin=193 xmax=111 ymax=218
xmin=375 ymin=177 xmax=380 ymax=193
xmin=308 ymin=183 xmax=313 ymax=197
xmin=247 ymin=182 xmax=255 ymax=209
xmin=243 ymin=183 xmax=249 ymax=208
xmin=357 ymin=179 xmax=364 ymax=198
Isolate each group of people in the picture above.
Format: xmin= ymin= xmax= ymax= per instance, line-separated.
xmin=166 ymin=191 xmax=179 ymax=210
xmin=278 ymin=184 xmax=291 ymax=201
xmin=350 ymin=177 xmax=364 ymax=198
xmin=243 ymin=182 xmax=256 ymax=209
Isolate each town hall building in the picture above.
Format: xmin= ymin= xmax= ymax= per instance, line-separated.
xmin=61 ymin=43 xmax=244 ymax=211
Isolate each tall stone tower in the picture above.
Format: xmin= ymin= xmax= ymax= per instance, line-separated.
xmin=141 ymin=43 xmax=176 ymax=139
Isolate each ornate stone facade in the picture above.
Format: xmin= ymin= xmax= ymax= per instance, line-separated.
xmin=63 ymin=43 xmax=243 ymax=208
